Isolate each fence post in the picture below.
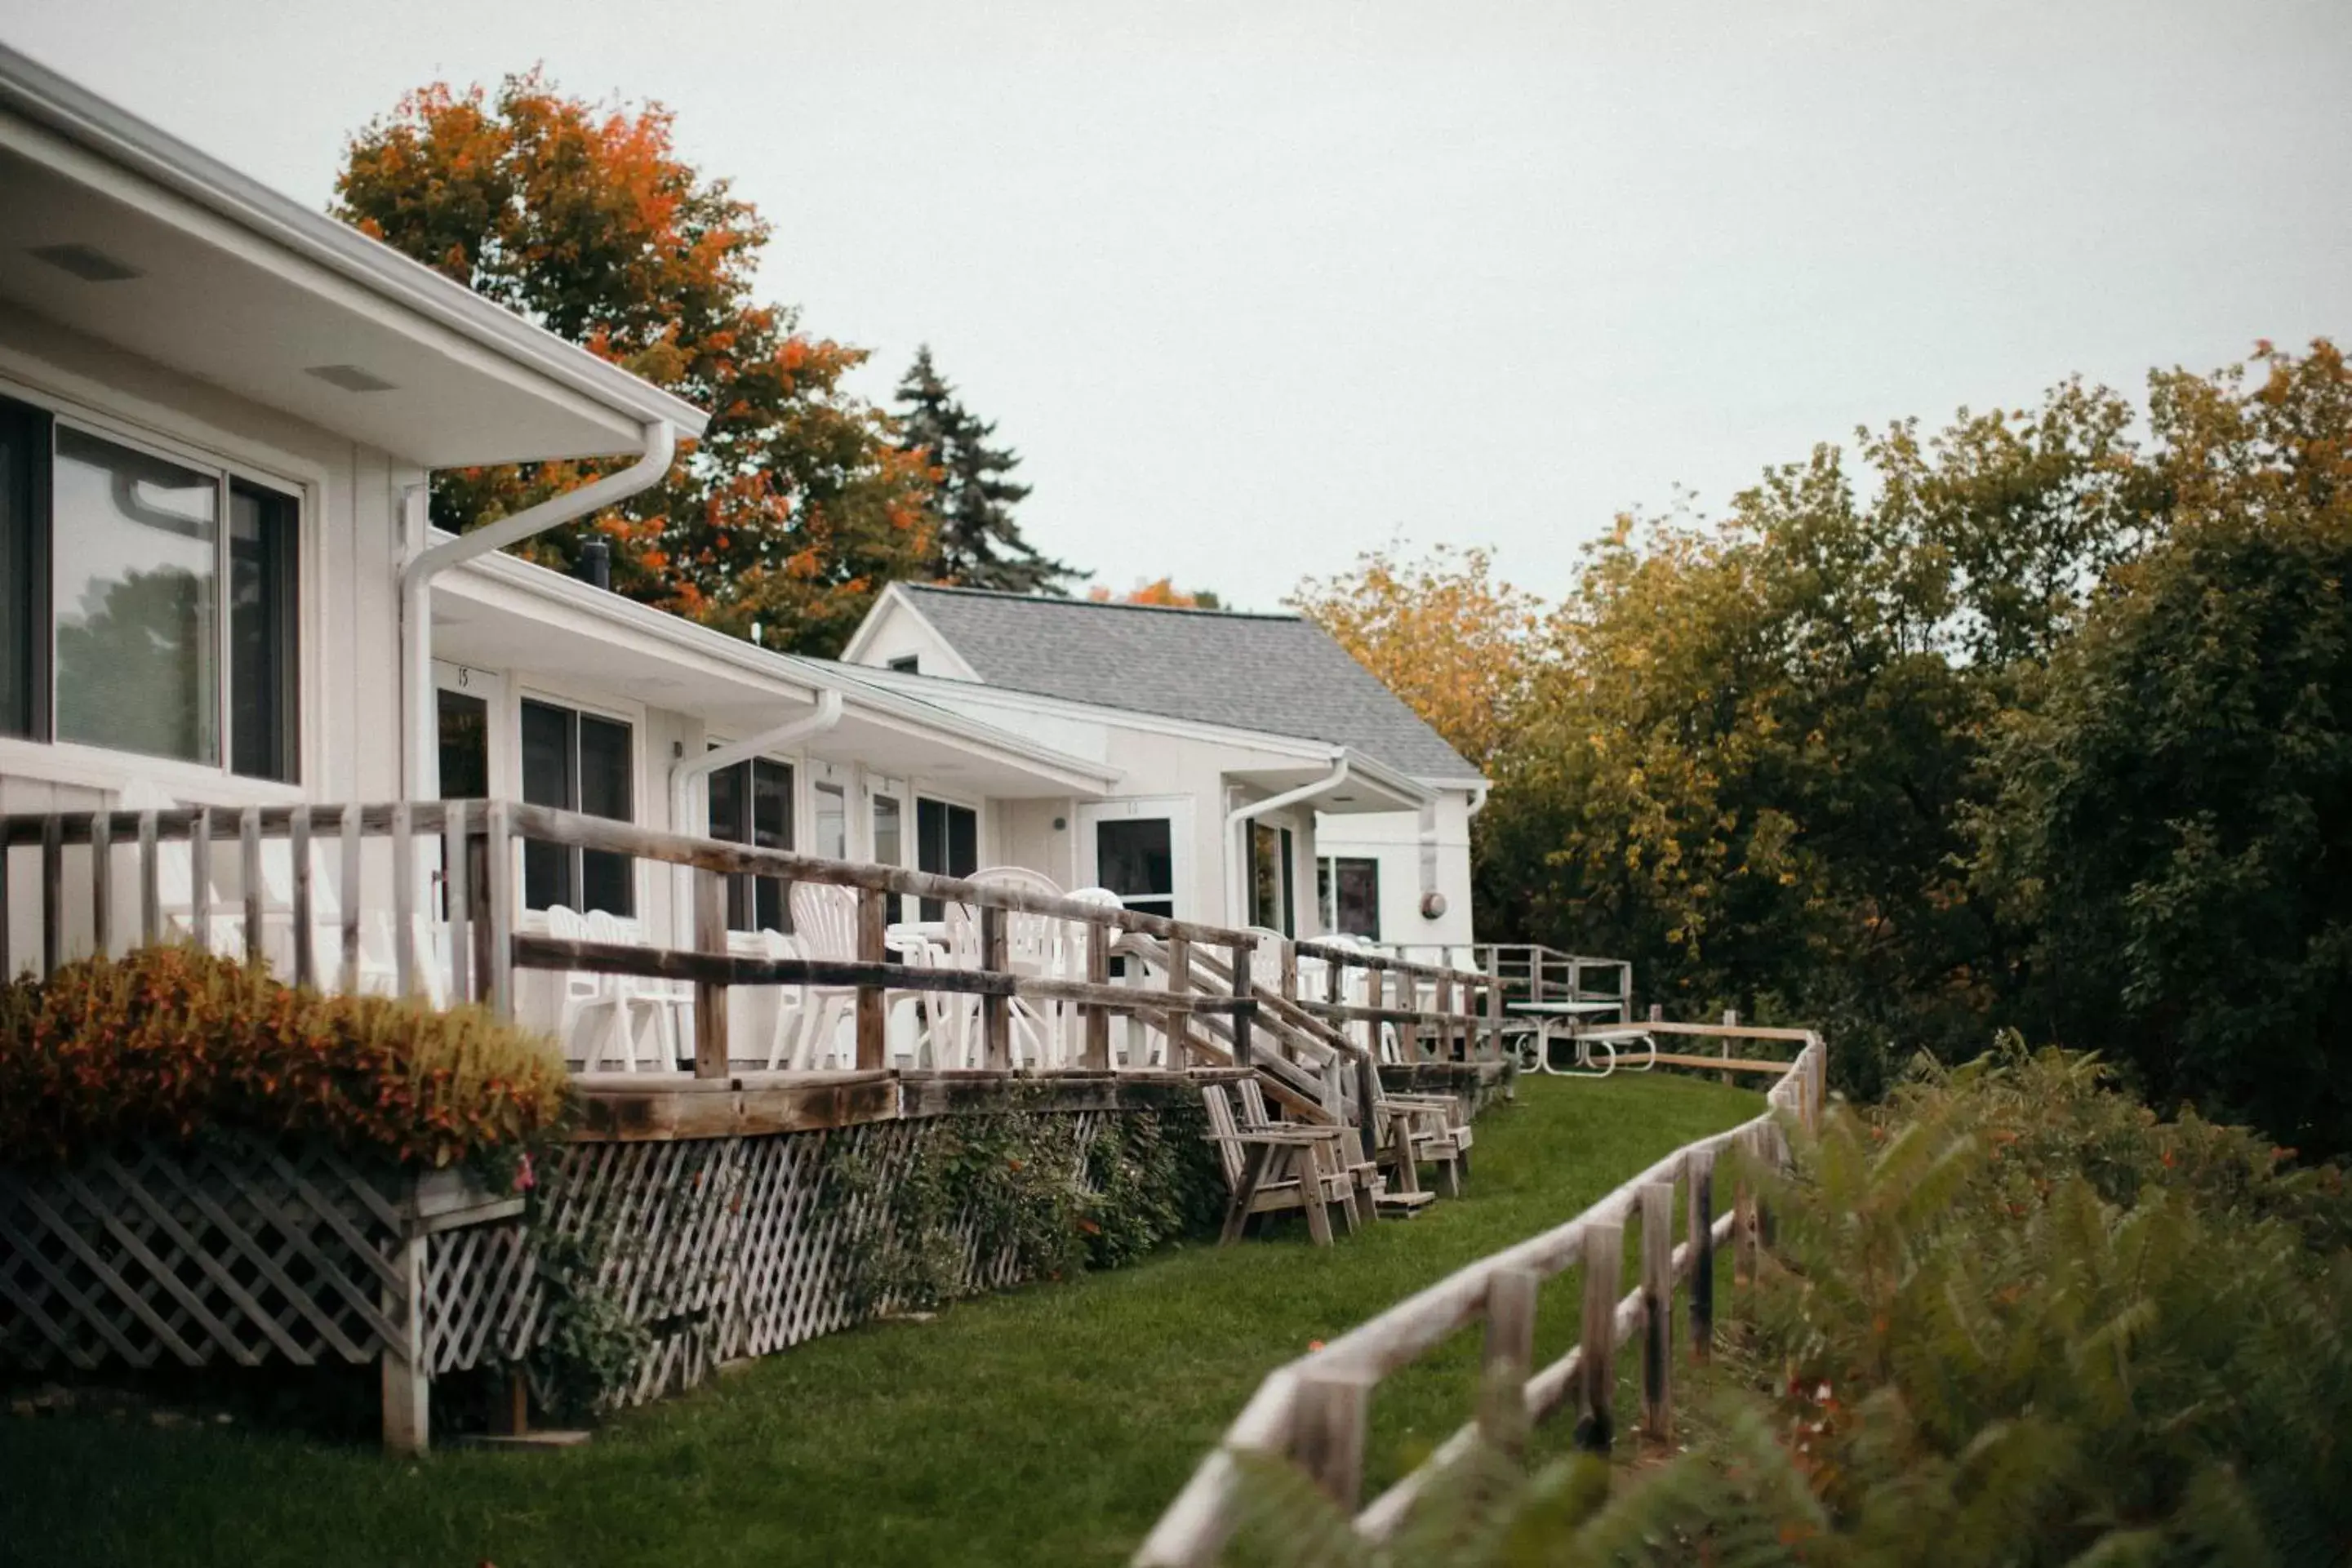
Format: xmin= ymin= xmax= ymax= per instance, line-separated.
xmin=1576 ymin=1221 xmax=1621 ymax=1453
xmin=39 ymin=813 xmax=61 ymax=977
xmin=1483 ymin=949 xmax=1504 ymax=1065
xmin=1687 ymin=1147 xmax=1716 ymax=1364
xmin=286 ymin=808 xmax=310 ymax=988
xmin=1720 ymin=1007 xmax=1737 ymax=1085
xmin=1434 ymin=973 xmax=1456 ymax=1062
xmin=137 ymin=811 xmax=158 ymax=949
xmin=983 ymin=905 xmax=1012 ymax=1069
xmin=89 ymin=810 xmax=110 ymax=961
xmin=1618 ymin=962 xmax=1633 ymax=1024
xmin=380 ymin=1228 xmax=429 ymax=1455
xmin=692 ymin=864 xmax=727 ymax=1077
xmin=1734 ymin=1128 xmax=1760 ymax=1290
xmin=387 ymin=802 xmax=411 ymax=999
xmin=240 ymin=806 xmax=264 ymax=966
xmin=189 ymin=807 xmax=211 ymax=958
xmin=855 ymin=886 xmax=887 ymax=1071
xmin=1083 ymin=916 xmax=1113 ymax=1070
xmin=1394 ymin=968 xmax=1421 ymax=1061
xmin=1230 ymin=942 xmax=1254 ymax=1071
xmin=1640 ymin=1182 xmax=1674 ymax=1443
xmin=482 ymin=802 xmax=514 ymax=1022
xmin=1292 ymin=1369 xmax=1372 ymax=1510
xmin=442 ymin=802 xmax=471 ymax=1005
xmin=1483 ymin=1266 xmax=1540 ymax=1456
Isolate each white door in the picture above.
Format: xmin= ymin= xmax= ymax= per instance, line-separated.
xmin=430 ymin=660 xmax=508 ymax=801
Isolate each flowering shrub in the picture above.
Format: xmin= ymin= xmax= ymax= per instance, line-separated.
xmin=0 ymin=945 xmax=571 ymax=1169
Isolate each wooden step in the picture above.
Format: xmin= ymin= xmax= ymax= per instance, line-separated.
xmin=1375 ymin=1189 xmax=1438 ymax=1217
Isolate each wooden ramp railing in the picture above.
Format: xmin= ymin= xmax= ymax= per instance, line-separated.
xmin=1133 ymin=1024 xmax=1829 ymax=1566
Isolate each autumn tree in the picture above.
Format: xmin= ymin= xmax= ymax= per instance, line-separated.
xmin=1478 ymin=381 xmax=2147 ymax=1090
xmin=893 ymin=347 xmax=1077 ymax=595
xmin=1088 ymin=578 xmax=1222 ymax=609
xmin=334 ymin=73 xmax=931 ymax=655
xmin=1287 ymin=544 xmax=1542 ymax=771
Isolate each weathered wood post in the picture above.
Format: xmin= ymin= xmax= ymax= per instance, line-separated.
xmin=482 ymin=801 xmax=514 ymax=1022
xmin=692 ymin=863 xmax=728 ymax=1077
xmin=982 ymin=904 xmax=1012 ymax=1068
xmin=1640 ymin=1181 xmax=1674 ymax=1443
xmin=189 ymin=806 xmax=212 ymax=957
xmin=442 ymin=802 xmax=470 ymax=1005
xmin=38 ymin=812 xmax=60 ymax=976
xmin=1394 ymin=967 xmax=1421 ymax=1061
xmin=1576 ymin=1221 xmax=1621 ymax=1454
xmin=386 ymin=802 xmax=411 ymax=999
xmin=136 ymin=811 xmax=159 ymax=948
xmin=1292 ymin=1368 xmax=1372 ymax=1510
xmin=285 ymin=808 xmax=310 ymax=988
xmin=1721 ymin=1007 xmax=1738 ymax=1085
xmin=1483 ymin=948 xmax=1505 ymax=1067
xmin=89 ymin=809 xmax=111 ymax=961
xmin=1687 ymin=1146 xmax=1716 ymax=1364
xmin=855 ymin=886 xmax=887 ymax=1070
xmin=1734 ymin=1126 xmax=1760 ymax=1290
xmin=241 ymin=806 xmax=264 ymax=966
xmin=380 ymin=1225 xmax=429 ymax=1455
xmin=1083 ymin=915 xmax=1112 ymax=1070
xmin=1483 ymin=1265 xmax=1540 ymax=1455
xmin=1229 ymin=941 xmax=1254 ymax=1071
xmin=1434 ymin=973 xmax=1456 ymax=1063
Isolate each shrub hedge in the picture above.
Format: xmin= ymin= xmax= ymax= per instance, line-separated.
xmin=0 ymin=945 xmax=571 ymax=1169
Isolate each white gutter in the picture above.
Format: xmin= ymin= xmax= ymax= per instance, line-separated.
xmin=399 ymin=420 xmax=676 ymax=797
xmin=1223 ymin=753 xmax=1349 ymax=928
xmin=665 ymin=690 xmax=843 ymax=923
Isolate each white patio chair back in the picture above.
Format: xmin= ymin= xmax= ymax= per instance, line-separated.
xmin=750 ymin=928 xmax=809 ymax=1070
xmin=585 ymin=908 xmax=681 ymax=1070
xmin=789 ymin=882 xmax=858 ymax=962
xmin=967 ymin=865 xmax=1062 ymax=899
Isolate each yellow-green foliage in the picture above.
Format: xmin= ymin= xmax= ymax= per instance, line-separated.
xmin=0 ymin=944 xmax=571 ymax=1169
xmin=1230 ymin=1044 xmax=2352 ymax=1566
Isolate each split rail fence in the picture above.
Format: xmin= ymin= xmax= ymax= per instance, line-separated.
xmin=1134 ymin=1023 xmax=1828 ymax=1566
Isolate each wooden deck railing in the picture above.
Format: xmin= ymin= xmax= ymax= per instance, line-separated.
xmin=0 ymin=799 xmax=1506 ymax=1112
xmin=1132 ymin=1023 xmax=1828 ymax=1566
xmin=1373 ymin=941 xmax=1634 ymax=1019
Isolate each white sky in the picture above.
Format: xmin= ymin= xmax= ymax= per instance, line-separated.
xmin=3 ymin=0 xmax=2347 ymax=607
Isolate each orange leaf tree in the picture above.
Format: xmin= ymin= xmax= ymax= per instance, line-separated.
xmin=335 ymin=73 xmax=931 ymax=655
xmin=1286 ymin=543 xmax=1541 ymax=771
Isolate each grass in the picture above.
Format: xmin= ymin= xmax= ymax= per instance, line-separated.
xmin=0 ymin=1072 xmax=1761 ymax=1568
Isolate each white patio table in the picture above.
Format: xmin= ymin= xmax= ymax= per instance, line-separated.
xmin=1506 ymin=998 xmax=1649 ymax=1077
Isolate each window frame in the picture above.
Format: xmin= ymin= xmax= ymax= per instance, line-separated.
xmin=705 ymin=745 xmax=796 ymax=933
xmin=914 ymin=793 xmax=980 ymax=922
xmin=1317 ymin=855 xmax=1382 ymax=941
xmin=518 ymin=692 xmax=640 ymax=918
xmin=0 ymin=375 xmax=309 ymax=791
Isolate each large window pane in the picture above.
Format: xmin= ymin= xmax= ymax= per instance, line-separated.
xmin=1247 ymin=820 xmax=1294 ymax=935
xmin=576 ymin=713 xmax=634 ymax=917
xmin=1319 ymin=856 xmax=1380 ymax=940
xmin=51 ymin=428 xmax=218 ymax=762
xmin=709 ymin=755 xmax=794 ymax=932
xmin=229 ymin=482 xmax=299 ymax=781
xmin=916 ymin=798 xmax=977 ymax=922
xmin=1097 ymin=817 xmax=1174 ymax=919
xmin=874 ymin=794 xmax=903 ymax=923
xmin=520 ymin=699 xmax=576 ymax=909
xmin=0 ymin=398 xmax=46 ymax=739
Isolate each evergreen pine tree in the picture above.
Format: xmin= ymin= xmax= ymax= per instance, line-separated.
xmin=893 ymin=347 xmax=1079 ymax=595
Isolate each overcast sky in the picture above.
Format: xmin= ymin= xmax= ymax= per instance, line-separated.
xmin=4 ymin=0 xmax=2347 ymax=607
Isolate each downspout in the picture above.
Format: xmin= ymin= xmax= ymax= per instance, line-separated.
xmin=1224 ymin=752 xmax=1349 ymax=929
xmin=398 ymin=420 xmax=676 ymax=798
xmin=665 ymin=691 xmax=844 ymax=925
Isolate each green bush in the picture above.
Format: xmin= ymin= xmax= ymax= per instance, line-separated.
xmin=1229 ymin=1044 xmax=2352 ymax=1566
xmin=0 ymin=944 xmax=571 ymax=1170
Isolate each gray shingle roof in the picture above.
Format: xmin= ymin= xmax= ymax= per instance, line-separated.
xmin=895 ymin=585 xmax=1483 ymax=784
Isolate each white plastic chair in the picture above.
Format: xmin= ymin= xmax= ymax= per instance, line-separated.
xmin=785 ymin=883 xmax=931 ymax=1068
xmin=745 ymin=929 xmax=814 ymax=1070
xmin=585 ymin=908 xmax=685 ymax=1069
xmin=545 ymin=905 xmax=631 ymax=1070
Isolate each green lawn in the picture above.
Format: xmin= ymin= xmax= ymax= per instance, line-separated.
xmin=0 ymin=1073 xmax=1760 ymax=1568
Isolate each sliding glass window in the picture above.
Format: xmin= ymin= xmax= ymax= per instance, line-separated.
xmin=0 ymin=400 xmax=300 ymax=778
xmin=522 ymin=697 xmax=636 ymax=916
xmin=51 ymin=428 xmax=220 ymax=764
xmin=708 ymin=755 xmax=794 ymax=932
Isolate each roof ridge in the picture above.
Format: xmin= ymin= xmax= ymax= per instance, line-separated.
xmin=901 ymin=582 xmax=1300 ymax=623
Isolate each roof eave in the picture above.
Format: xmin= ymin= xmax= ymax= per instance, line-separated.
xmin=0 ymin=43 xmax=709 ymax=441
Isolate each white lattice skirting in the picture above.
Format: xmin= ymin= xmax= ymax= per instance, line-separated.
xmin=3 ymin=1109 xmax=1136 ymax=1418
